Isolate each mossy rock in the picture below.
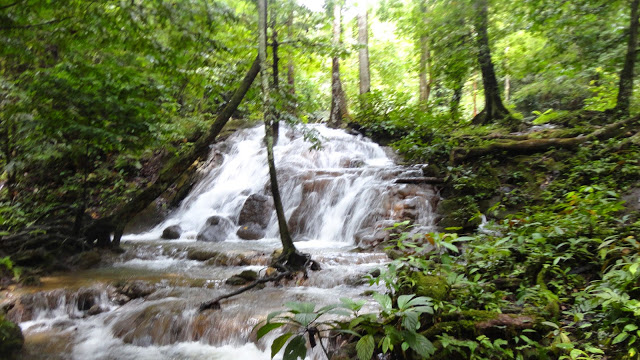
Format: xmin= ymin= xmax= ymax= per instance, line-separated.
xmin=186 ymin=249 xmax=222 ymax=262
xmin=0 ymin=314 xmax=24 ymax=358
xmin=404 ymin=272 xmax=449 ymax=301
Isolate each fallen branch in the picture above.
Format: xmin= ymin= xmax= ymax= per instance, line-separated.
xmin=199 ymin=271 xmax=291 ymax=311
xmin=450 ymin=115 xmax=640 ymax=164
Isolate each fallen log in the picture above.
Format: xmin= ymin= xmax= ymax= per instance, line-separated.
xmin=450 ymin=115 xmax=640 ymax=164
xmin=394 ymin=177 xmax=445 ymax=184
xmin=87 ymin=56 xmax=261 ymax=247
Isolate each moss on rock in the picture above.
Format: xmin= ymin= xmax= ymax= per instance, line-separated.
xmin=404 ymin=272 xmax=449 ymax=301
xmin=0 ymin=314 xmax=24 ymax=358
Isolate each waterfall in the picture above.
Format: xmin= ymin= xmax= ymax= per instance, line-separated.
xmin=128 ymin=124 xmax=433 ymax=245
xmin=7 ymin=124 xmax=439 ymax=360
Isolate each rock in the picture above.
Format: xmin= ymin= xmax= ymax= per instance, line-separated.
xmin=187 ymin=249 xmax=221 ymax=261
xmin=71 ymin=250 xmax=101 ymax=270
xmin=196 ymin=216 xmax=234 ymax=242
xmin=236 ymin=222 xmax=265 ymax=240
xmin=116 ymin=280 xmax=155 ymax=299
xmin=76 ymin=288 xmax=102 ymax=311
xmin=238 ymin=194 xmax=274 ymax=228
xmin=238 ymin=270 xmax=258 ymax=281
xmin=161 ymin=225 xmax=182 ymax=240
xmin=407 ymin=272 xmax=449 ymax=301
xmin=87 ymin=304 xmax=105 ymax=316
xmin=0 ymin=314 xmax=24 ymax=357
xmin=225 ymin=275 xmax=250 ymax=286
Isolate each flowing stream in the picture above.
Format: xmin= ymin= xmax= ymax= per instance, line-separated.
xmin=4 ymin=125 xmax=438 ymax=360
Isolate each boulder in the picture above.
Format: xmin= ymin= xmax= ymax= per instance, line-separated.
xmin=236 ymin=222 xmax=265 ymax=240
xmin=161 ymin=225 xmax=182 ymax=240
xmin=196 ymin=216 xmax=234 ymax=242
xmin=87 ymin=304 xmax=105 ymax=316
xmin=225 ymin=270 xmax=258 ymax=286
xmin=238 ymin=194 xmax=274 ymax=228
xmin=116 ymin=280 xmax=155 ymax=299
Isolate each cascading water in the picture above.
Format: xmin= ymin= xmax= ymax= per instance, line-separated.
xmin=4 ymin=124 xmax=439 ymax=360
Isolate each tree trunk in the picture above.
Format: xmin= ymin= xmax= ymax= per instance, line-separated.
xmin=471 ymin=0 xmax=510 ymax=125
xmin=357 ymin=4 xmax=370 ymax=97
xmin=418 ymin=0 xmax=431 ymax=108
xmin=287 ymin=7 xmax=295 ymax=96
xmin=259 ymin=0 xmax=299 ymax=261
xmin=103 ymin=56 xmax=260 ymax=247
xmin=270 ymin=0 xmax=280 ymax=143
xmin=473 ymin=76 xmax=478 ymax=117
xmin=613 ymin=0 xmax=640 ymax=117
xmin=329 ymin=1 xmax=349 ymax=128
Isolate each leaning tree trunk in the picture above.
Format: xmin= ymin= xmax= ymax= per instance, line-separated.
xmin=613 ymin=0 xmax=640 ymax=117
xmin=259 ymin=0 xmax=305 ymax=269
xmin=328 ymin=1 xmax=350 ymax=128
xmin=357 ymin=4 xmax=371 ymax=98
xmin=471 ymin=0 xmax=510 ymax=125
xmin=99 ymin=56 xmax=260 ymax=248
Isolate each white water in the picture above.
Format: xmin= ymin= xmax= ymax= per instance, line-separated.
xmin=128 ymin=125 xmax=394 ymax=243
xmin=7 ymin=124 xmax=439 ymax=359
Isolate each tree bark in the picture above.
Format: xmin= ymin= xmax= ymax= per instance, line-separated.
xmin=471 ymin=0 xmax=510 ymax=125
xmin=328 ymin=1 xmax=350 ymax=128
xmin=270 ymin=0 xmax=280 ymax=143
xmin=259 ymin=0 xmax=298 ymax=260
xmin=357 ymin=4 xmax=370 ymax=97
xmin=101 ymin=56 xmax=260 ymax=247
xmin=613 ymin=0 xmax=640 ymax=117
xmin=418 ymin=0 xmax=432 ymax=108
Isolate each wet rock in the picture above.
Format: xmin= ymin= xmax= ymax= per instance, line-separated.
xmin=238 ymin=194 xmax=274 ymax=228
xmin=225 ymin=276 xmax=249 ymax=286
xmin=225 ymin=270 xmax=258 ymax=286
xmin=187 ymin=249 xmax=221 ymax=261
xmin=623 ymin=187 xmax=640 ymax=211
xmin=196 ymin=216 xmax=234 ymax=242
xmin=87 ymin=304 xmax=105 ymax=316
xmin=76 ymin=288 xmax=102 ymax=311
xmin=236 ymin=222 xmax=265 ymax=240
xmin=116 ymin=280 xmax=155 ymax=299
xmin=161 ymin=225 xmax=182 ymax=240
xmin=70 ymin=250 xmax=101 ymax=270
xmin=238 ymin=270 xmax=258 ymax=281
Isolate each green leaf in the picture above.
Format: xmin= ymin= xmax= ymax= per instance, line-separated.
xmin=267 ymin=310 xmax=285 ymax=322
xmin=570 ymin=349 xmax=583 ymax=359
xmin=397 ymin=294 xmax=414 ymax=310
xmin=406 ymin=332 xmax=435 ymax=357
xmin=625 ymin=324 xmax=639 ymax=332
xmin=271 ymin=333 xmax=293 ymax=359
xmin=257 ymin=322 xmax=285 ymax=340
xmin=440 ymin=241 xmax=459 ymax=253
xmin=541 ymin=321 xmax=560 ymax=330
xmin=356 ymin=334 xmax=375 ymax=360
xmin=401 ymin=311 xmax=419 ymax=331
xmin=613 ymin=332 xmax=629 ymax=345
xmin=373 ymin=293 xmax=392 ymax=312
xmin=283 ymin=335 xmax=307 ymax=360
xmin=294 ymin=312 xmax=318 ymax=327
xmin=285 ymin=302 xmax=315 ymax=314
xmin=381 ymin=335 xmax=392 ymax=353
xmin=630 ymin=263 xmax=639 ymax=275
